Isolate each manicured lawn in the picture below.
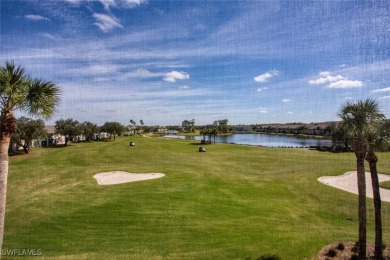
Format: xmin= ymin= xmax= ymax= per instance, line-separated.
xmin=381 ymin=181 xmax=390 ymax=189
xmin=4 ymin=136 xmax=390 ymax=259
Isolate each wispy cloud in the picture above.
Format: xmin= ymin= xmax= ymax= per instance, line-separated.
xmin=25 ymin=14 xmax=50 ymax=21
xmin=65 ymin=0 xmax=148 ymax=32
xmin=372 ymin=87 xmax=390 ymax=93
xmin=257 ymin=87 xmax=268 ymax=92
xmin=282 ymin=99 xmax=291 ymax=103
xmin=99 ymin=0 xmax=117 ymax=10
xmin=254 ymin=70 xmax=279 ymax=83
xmin=129 ymin=69 xmax=161 ymax=78
xmin=309 ymin=71 xmax=364 ymax=89
xmin=99 ymin=0 xmax=147 ymax=10
xmin=93 ymin=13 xmax=123 ymax=32
xmin=258 ymin=107 xmax=269 ymax=114
xmin=163 ymin=71 xmax=190 ymax=83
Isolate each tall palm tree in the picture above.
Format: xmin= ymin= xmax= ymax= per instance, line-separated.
xmin=365 ymin=119 xmax=388 ymax=260
xmin=0 ymin=62 xmax=60 ymax=251
xmin=365 ymin=147 xmax=382 ymax=259
xmin=339 ymin=99 xmax=384 ymax=259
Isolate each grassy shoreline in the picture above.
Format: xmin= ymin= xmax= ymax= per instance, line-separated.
xmin=4 ymin=136 xmax=390 ymax=259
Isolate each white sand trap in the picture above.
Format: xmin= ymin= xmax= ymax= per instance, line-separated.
xmin=94 ymin=171 xmax=165 ymax=185
xmin=318 ymin=171 xmax=390 ymax=202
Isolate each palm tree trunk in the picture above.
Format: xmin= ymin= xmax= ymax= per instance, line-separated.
xmin=0 ymin=134 xmax=11 ymax=251
xmin=356 ymin=157 xmax=367 ymax=260
xmin=366 ymin=148 xmax=383 ymax=259
xmin=353 ymin=136 xmax=367 ymax=259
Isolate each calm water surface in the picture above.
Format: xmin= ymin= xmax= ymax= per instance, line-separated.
xmin=165 ymin=133 xmax=332 ymax=147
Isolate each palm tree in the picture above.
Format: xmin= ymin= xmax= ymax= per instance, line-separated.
xmin=0 ymin=62 xmax=60 ymax=251
xmin=339 ymin=99 xmax=384 ymax=259
xmin=365 ymin=147 xmax=383 ymax=259
xmin=200 ymin=128 xmax=207 ymax=143
xmin=365 ymin=119 xmax=388 ymax=260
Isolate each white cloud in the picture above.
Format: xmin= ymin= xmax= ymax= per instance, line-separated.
xmin=100 ymin=0 xmax=147 ymax=10
xmin=67 ymin=0 xmax=147 ymax=9
xmin=163 ymin=71 xmax=190 ymax=83
xmin=328 ymin=79 xmax=363 ymax=89
xmin=93 ymin=13 xmax=123 ymax=32
xmin=287 ymin=111 xmax=293 ymax=114
xmin=179 ymin=85 xmax=190 ymax=89
xmin=379 ymin=96 xmax=390 ymax=100
xmin=257 ymin=87 xmax=268 ymax=92
xmin=130 ymin=68 xmax=159 ymax=78
xmin=25 ymin=14 xmax=50 ymax=21
xmin=121 ymin=0 xmax=148 ymax=8
xmin=100 ymin=0 xmax=117 ymax=10
xmin=258 ymin=107 xmax=269 ymax=114
xmin=282 ymin=99 xmax=291 ymax=103
xmin=372 ymin=87 xmax=390 ymax=93
xmin=64 ymin=0 xmax=147 ymax=32
xmin=309 ymin=71 xmax=363 ymax=89
xmin=319 ymin=71 xmax=331 ymax=77
xmin=254 ymin=70 xmax=279 ymax=83
xmin=308 ymin=72 xmax=344 ymax=85
xmin=64 ymin=0 xmax=83 ymax=3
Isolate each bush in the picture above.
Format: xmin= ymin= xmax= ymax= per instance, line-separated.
xmin=325 ymin=248 xmax=337 ymax=257
xmin=350 ymin=255 xmax=359 ymax=260
xmin=256 ymin=254 xmax=281 ymax=260
xmin=351 ymin=242 xmax=358 ymax=253
xmin=336 ymin=242 xmax=345 ymax=251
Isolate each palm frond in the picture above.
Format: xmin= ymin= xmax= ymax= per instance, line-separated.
xmin=25 ymin=79 xmax=61 ymax=119
xmin=338 ymin=98 xmax=384 ymax=137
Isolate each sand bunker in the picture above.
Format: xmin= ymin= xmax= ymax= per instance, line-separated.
xmin=318 ymin=171 xmax=390 ymax=202
xmin=94 ymin=171 xmax=165 ymax=185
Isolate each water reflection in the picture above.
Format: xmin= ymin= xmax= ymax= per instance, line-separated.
xmin=164 ymin=134 xmax=332 ymax=147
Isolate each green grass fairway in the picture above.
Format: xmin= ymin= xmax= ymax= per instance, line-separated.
xmin=380 ymin=181 xmax=390 ymax=190
xmin=4 ymin=136 xmax=390 ymax=259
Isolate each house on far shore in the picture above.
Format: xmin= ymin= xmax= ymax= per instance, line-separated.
xmin=32 ymin=125 xmax=66 ymax=147
xmin=45 ymin=125 xmax=66 ymax=145
xmin=252 ymin=122 xmax=334 ymax=136
xmin=233 ymin=125 xmax=253 ymax=133
xmin=165 ymin=130 xmax=179 ymax=136
xmin=124 ymin=125 xmax=136 ymax=136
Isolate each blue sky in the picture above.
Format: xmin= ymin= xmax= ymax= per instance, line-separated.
xmin=1 ymin=0 xmax=390 ymax=126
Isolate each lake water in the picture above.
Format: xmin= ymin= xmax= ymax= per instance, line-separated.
xmin=165 ymin=133 xmax=332 ymax=148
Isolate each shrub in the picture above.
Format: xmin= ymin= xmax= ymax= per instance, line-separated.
xmin=325 ymin=248 xmax=337 ymax=257
xmin=336 ymin=242 xmax=345 ymax=251
xmin=351 ymin=242 xmax=358 ymax=253
xmin=256 ymin=254 xmax=281 ymax=260
xmin=350 ymin=255 xmax=359 ymax=260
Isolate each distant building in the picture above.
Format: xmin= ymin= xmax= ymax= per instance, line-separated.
xmin=233 ymin=125 xmax=253 ymax=132
xmin=251 ymin=122 xmax=335 ymax=136
xmin=166 ymin=130 xmax=179 ymax=135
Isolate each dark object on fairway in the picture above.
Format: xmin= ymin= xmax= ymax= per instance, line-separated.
xmin=199 ymin=147 xmax=206 ymax=152
xmin=129 ymin=142 xmax=135 ymax=147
